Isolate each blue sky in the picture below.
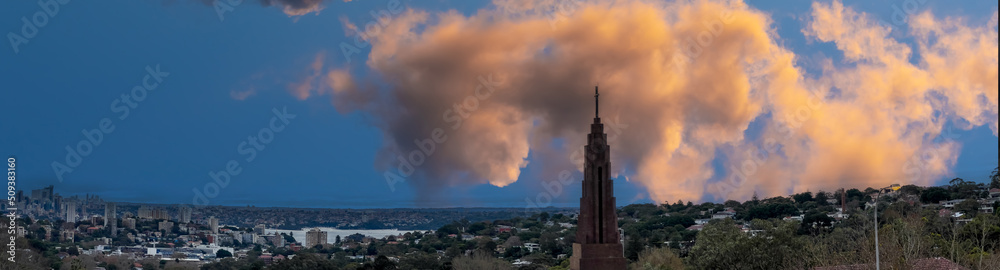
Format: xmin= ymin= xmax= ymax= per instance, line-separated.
xmin=1 ymin=0 xmax=997 ymax=208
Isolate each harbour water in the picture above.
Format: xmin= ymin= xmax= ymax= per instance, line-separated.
xmin=266 ymin=228 xmax=424 ymax=244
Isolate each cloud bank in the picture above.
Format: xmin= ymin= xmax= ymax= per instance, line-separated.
xmin=293 ymin=0 xmax=997 ymax=204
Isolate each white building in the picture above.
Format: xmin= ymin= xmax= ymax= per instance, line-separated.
xmin=104 ymin=203 xmax=116 ymax=226
xmin=942 ymin=199 xmax=965 ymax=208
xmin=207 ymin=216 xmax=219 ymax=234
xmin=65 ymin=201 xmax=77 ymax=223
xmin=305 ymin=228 xmax=328 ymax=248
xmin=138 ymin=206 xmax=153 ymax=219
xmin=523 ymin=243 xmax=540 ymax=253
xmin=179 ymin=206 xmax=192 ymax=223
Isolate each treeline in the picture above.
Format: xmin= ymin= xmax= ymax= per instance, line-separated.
xmin=195 ymin=169 xmax=999 ymax=270
xmin=622 ymin=168 xmax=1000 ymax=270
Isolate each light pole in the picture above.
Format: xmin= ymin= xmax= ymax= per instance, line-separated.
xmin=874 ymin=184 xmax=900 ymax=270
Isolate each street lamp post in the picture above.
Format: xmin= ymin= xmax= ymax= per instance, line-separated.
xmin=874 ymin=184 xmax=900 ymax=270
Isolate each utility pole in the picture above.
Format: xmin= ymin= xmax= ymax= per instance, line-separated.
xmin=874 ymin=184 xmax=900 ymax=270
xmin=875 ymin=191 xmax=881 ymax=270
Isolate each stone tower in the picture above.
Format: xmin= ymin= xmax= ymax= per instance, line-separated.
xmin=570 ymin=86 xmax=627 ymax=270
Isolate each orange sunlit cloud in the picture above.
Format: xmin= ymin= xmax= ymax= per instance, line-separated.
xmin=294 ymin=0 xmax=998 ymax=203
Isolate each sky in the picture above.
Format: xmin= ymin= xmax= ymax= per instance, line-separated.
xmin=1 ymin=0 xmax=997 ymax=209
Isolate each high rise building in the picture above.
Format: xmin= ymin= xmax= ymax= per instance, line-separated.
xmin=31 ymin=185 xmax=54 ymax=203
xmin=207 ymin=216 xmax=219 ymax=234
xmin=104 ymin=203 xmax=116 ymax=226
xmin=179 ymin=206 xmax=192 ymax=223
xmin=122 ymin=218 xmax=136 ymax=230
xmin=105 ymin=203 xmax=118 ymax=237
xmin=137 ymin=206 xmax=152 ymax=219
xmin=305 ymin=228 xmax=328 ymax=248
xmin=242 ymin=233 xmax=258 ymax=245
xmin=79 ymin=201 xmax=88 ymax=218
xmin=65 ymin=201 xmax=77 ymax=223
xmin=152 ymin=208 xmax=169 ymax=220
xmin=268 ymin=233 xmax=285 ymax=247
xmin=570 ymin=87 xmax=626 ymax=270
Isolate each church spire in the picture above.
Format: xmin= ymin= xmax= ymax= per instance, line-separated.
xmin=572 ymin=84 xmax=626 ymax=270
xmin=595 ymin=86 xmax=600 ymax=118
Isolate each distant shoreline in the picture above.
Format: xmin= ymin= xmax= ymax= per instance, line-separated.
xmin=266 ymin=227 xmax=425 ymax=244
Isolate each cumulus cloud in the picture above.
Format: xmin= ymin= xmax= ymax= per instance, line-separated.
xmin=294 ymin=0 xmax=998 ymax=204
xmin=288 ymin=52 xmax=327 ymax=100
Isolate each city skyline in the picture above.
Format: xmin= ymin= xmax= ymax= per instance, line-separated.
xmin=3 ymin=1 xmax=998 ymax=269
xmin=2 ymin=0 xmax=998 ymax=209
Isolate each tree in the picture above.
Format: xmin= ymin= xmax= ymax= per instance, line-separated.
xmin=689 ymin=219 xmax=810 ymax=269
xmin=688 ymin=219 xmax=746 ymax=269
xmin=920 ymin=187 xmax=950 ymax=204
xmin=247 ymin=246 xmax=262 ymax=259
xmin=502 ymin=235 xmax=522 ymax=248
xmin=793 ymin=192 xmax=814 ymax=203
xmin=991 ymin=167 xmax=999 ymax=189
xmin=898 ymin=184 xmax=922 ymax=195
xmin=281 ymin=233 xmax=297 ymax=244
xmin=452 ymin=251 xmax=512 ymax=270
xmin=468 ymin=222 xmax=488 ymax=235
xmin=724 ymin=200 xmax=742 ymax=209
xmin=949 ymin=178 xmax=979 ymax=199
xmin=741 ymin=201 xmax=799 ymax=221
xmin=398 ymin=252 xmax=442 ymax=270
xmin=539 ymin=212 xmax=550 ymax=221
xmin=267 ymin=252 xmax=338 ymax=270
xmin=629 ymin=247 xmax=684 ymax=270
xmin=437 ymin=223 xmax=461 ymax=236
xmin=445 ymin=246 xmax=461 ymax=259
xmin=368 ymin=255 xmax=397 ymax=270
xmin=877 ymin=215 xmax=930 ymax=267
xmin=502 ymin=246 xmax=525 ymax=258
xmin=625 ymin=235 xmax=644 ymax=261
xmin=955 ymin=199 xmax=981 ymax=218
xmin=815 ymin=192 xmax=830 ymax=206
xmin=800 ymin=212 xmax=835 ymax=235
xmin=475 ymin=237 xmax=498 ymax=254
xmin=965 ymin=215 xmax=1000 ymax=269
xmin=846 ymin=188 xmax=867 ymax=203
xmin=215 ymin=249 xmax=232 ymax=259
